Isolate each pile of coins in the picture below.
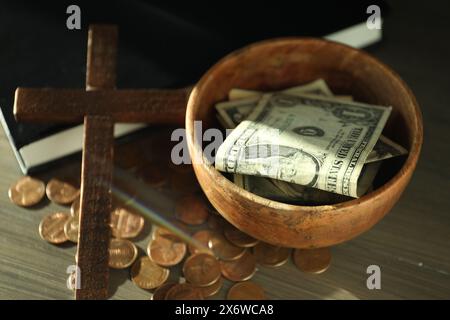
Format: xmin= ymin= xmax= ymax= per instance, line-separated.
xmin=8 ymin=129 xmax=332 ymax=300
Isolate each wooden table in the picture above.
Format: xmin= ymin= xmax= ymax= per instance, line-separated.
xmin=0 ymin=2 xmax=449 ymax=299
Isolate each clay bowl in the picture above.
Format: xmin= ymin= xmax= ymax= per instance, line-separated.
xmin=186 ymin=38 xmax=423 ymax=249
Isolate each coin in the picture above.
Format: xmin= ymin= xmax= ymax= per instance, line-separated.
xmin=110 ymin=207 xmax=145 ymax=239
xmin=165 ymin=283 xmax=204 ymax=300
xmin=147 ymin=234 xmax=186 ymax=267
xmin=131 ymin=257 xmax=170 ymax=289
xmin=8 ymin=176 xmax=45 ymax=207
xmin=138 ymin=165 xmax=167 ymax=188
xmin=153 ymin=221 xmax=189 ymax=240
xmin=188 ymin=230 xmax=214 ymax=255
xmin=207 ymin=215 xmax=227 ymax=231
xmin=293 ymin=247 xmax=331 ymax=274
xmin=39 ymin=212 xmax=70 ymax=244
xmin=209 ymin=231 xmax=246 ymax=261
xmin=220 ymin=250 xmax=256 ymax=282
xmin=64 ymin=216 xmax=79 ymax=243
xmin=109 ymin=238 xmax=138 ymax=269
xmin=151 ymin=282 xmax=177 ymax=300
xmin=169 ymin=171 xmax=200 ymax=194
xmin=71 ymin=196 xmax=80 ymax=219
xmin=227 ymin=281 xmax=266 ymax=300
xmin=46 ymin=178 xmax=80 ymax=205
xmin=175 ymin=194 xmax=209 ymax=225
xmin=198 ymin=276 xmax=223 ymax=298
xmin=224 ymin=225 xmax=259 ymax=248
xmin=183 ymin=253 xmax=221 ymax=287
xmin=253 ymin=242 xmax=291 ymax=267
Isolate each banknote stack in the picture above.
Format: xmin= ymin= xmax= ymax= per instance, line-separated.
xmin=215 ymin=79 xmax=408 ymax=205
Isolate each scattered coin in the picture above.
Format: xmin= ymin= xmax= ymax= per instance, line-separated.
xmin=110 ymin=207 xmax=145 ymax=239
xmin=153 ymin=221 xmax=189 ymax=240
xmin=175 ymin=194 xmax=209 ymax=225
xmin=220 ymin=250 xmax=256 ymax=282
xmin=188 ymin=230 xmax=214 ymax=255
xmin=169 ymin=171 xmax=200 ymax=194
xmin=165 ymin=283 xmax=204 ymax=300
xmin=147 ymin=234 xmax=186 ymax=267
xmin=207 ymin=215 xmax=227 ymax=231
xmin=39 ymin=212 xmax=70 ymax=244
xmin=209 ymin=231 xmax=246 ymax=261
xmin=8 ymin=176 xmax=45 ymax=207
xmin=293 ymin=247 xmax=331 ymax=274
xmin=46 ymin=178 xmax=80 ymax=205
xmin=70 ymin=196 xmax=80 ymax=219
xmin=131 ymin=257 xmax=170 ymax=289
xmin=138 ymin=165 xmax=167 ymax=188
xmin=224 ymin=225 xmax=259 ymax=248
xmin=151 ymin=282 xmax=177 ymax=300
xmin=63 ymin=216 xmax=79 ymax=243
xmin=198 ymin=276 xmax=223 ymax=298
xmin=109 ymin=239 xmax=138 ymax=269
xmin=227 ymin=281 xmax=266 ymax=300
xmin=183 ymin=253 xmax=221 ymax=287
xmin=253 ymin=242 xmax=291 ymax=267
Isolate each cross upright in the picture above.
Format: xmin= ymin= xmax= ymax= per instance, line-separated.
xmin=13 ymin=25 xmax=190 ymax=299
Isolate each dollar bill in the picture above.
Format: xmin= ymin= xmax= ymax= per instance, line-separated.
xmin=217 ymin=87 xmax=407 ymax=164
xmin=228 ymin=79 xmax=333 ymax=101
xmin=215 ymin=93 xmax=392 ymax=197
xmin=234 ymin=174 xmax=351 ymax=205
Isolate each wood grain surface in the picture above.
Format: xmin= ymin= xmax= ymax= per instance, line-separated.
xmin=0 ymin=3 xmax=449 ymax=299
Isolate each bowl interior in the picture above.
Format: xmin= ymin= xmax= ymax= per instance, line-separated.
xmin=190 ymin=38 xmax=421 ymax=195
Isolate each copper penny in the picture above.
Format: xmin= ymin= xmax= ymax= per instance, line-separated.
xmin=63 ymin=216 xmax=79 ymax=243
xmin=188 ymin=230 xmax=214 ymax=255
xmin=220 ymin=250 xmax=256 ymax=282
xmin=227 ymin=281 xmax=266 ymax=300
xmin=8 ymin=176 xmax=45 ymax=207
xmin=138 ymin=165 xmax=167 ymax=188
xmin=169 ymin=171 xmax=200 ymax=194
xmin=207 ymin=215 xmax=228 ymax=231
xmin=46 ymin=178 xmax=80 ymax=205
xmin=110 ymin=207 xmax=145 ymax=239
xmin=224 ymin=225 xmax=259 ymax=248
xmin=147 ymin=234 xmax=186 ymax=267
xmin=131 ymin=257 xmax=170 ymax=289
xmin=70 ymin=196 xmax=80 ymax=219
xmin=198 ymin=276 xmax=223 ymax=298
xmin=153 ymin=221 xmax=189 ymax=240
xmin=183 ymin=253 xmax=221 ymax=287
xmin=151 ymin=282 xmax=177 ymax=300
xmin=293 ymin=247 xmax=332 ymax=274
xmin=109 ymin=238 xmax=138 ymax=269
xmin=209 ymin=231 xmax=246 ymax=261
xmin=175 ymin=194 xmax=209 ymax=225
xmin=166 ymin=283 xmax=204 ymax=300
xmin=253 ymin=242 xmax=291 ymax=267
xmin=39 ymin=212 xmax=70 ymax=244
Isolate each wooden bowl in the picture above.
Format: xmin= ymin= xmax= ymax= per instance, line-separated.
xmin=186 ymin=38 xmax=423 ymax=248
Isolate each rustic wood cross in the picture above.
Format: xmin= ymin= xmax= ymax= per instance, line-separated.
xmin=14 ymin=25 xmax=190 ymax=299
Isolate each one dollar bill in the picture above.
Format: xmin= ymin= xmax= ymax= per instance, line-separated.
xmin=215 ymin=93 xmax=392 ymax=197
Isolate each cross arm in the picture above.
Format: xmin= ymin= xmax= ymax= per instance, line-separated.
xmin=14 ymin=86 xmax=192 ymax=125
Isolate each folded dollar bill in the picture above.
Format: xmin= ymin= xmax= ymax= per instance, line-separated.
xmin=215 ymin=93 xmax=392 ymax=197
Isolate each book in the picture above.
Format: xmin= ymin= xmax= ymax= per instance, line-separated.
xmin=0 ymin=0 xmax=386 ymax=173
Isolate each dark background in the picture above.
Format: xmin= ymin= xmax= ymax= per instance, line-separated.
xmin=0 ymin=0 xmax=389 ymax=148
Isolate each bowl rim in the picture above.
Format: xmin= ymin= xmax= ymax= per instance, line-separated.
xmin=186 ymin=37 xmax=423 ymax=213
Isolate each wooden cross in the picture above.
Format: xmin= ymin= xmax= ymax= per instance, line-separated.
xmin=14 ymin=25 xmax=190 ymax=299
